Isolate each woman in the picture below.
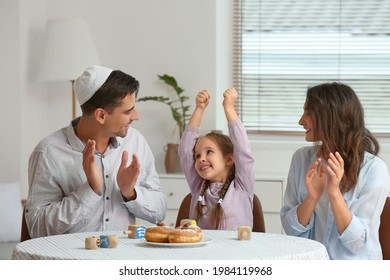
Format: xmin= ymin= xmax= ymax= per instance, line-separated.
xmin=280 ymin=82 xmax=390 ymax=259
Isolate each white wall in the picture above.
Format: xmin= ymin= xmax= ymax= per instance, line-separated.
xmin=1 ymin=0 xmax=390 ymax=199
xmin=0 ymin=0 xmax=21 ymax=184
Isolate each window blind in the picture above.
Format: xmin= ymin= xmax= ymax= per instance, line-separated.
xmin=233 ymin=0 xmax=390 ymax=133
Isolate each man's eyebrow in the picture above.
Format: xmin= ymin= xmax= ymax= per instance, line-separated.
xmin=126 ymin=106 xmax=135 ymax=113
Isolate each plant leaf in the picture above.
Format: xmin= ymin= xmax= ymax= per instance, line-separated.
xmin=158 ymin=74 xmax=184 ymax=94
xmin=137 ymin=74 xmax=188 ymax=140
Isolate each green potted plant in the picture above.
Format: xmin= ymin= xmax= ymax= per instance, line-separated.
xmin=137 ymin=74 xmax=190 ymax=173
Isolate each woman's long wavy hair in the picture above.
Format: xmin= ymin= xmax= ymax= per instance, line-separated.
xmin=305 ymin=82 xmax=379 ymax=192
xmin=193 ymin=132 xmax=236 ymax=229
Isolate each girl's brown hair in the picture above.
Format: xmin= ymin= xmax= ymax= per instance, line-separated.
xmin=193 ymin=132 xmax=236 ymax=229
xmin=305 ymin=82 xmax=379 ymax=192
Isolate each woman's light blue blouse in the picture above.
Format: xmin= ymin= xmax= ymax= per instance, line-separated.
xmin=281 ymin=146 xmax=390 ymax=260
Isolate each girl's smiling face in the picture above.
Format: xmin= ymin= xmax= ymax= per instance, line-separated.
xmin=194 ymin=137 xmax=233 ymax=183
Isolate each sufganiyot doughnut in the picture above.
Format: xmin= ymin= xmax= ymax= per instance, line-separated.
xmin=168 ymin=224 xmax=202 ymax=243
xmin=144 ymin=225 xmax=174 ymax=243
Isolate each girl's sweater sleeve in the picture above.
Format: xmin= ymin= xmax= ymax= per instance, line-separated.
xmin=228 ymin=119 xmax=255 ymax=194
xmin=178 ymin=125 xmax=203 ymax=194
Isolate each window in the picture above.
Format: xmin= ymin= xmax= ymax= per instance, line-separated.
xmin=233 ymin=0 xmax=390 ymax=133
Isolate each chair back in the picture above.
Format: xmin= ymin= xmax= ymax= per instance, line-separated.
xmin=175 ymin=193 xmax=192 ymax=228
xmin=252 ymin=193 xmax=266 ymax=232
xmin=20 ymin=203 xmax=31 ymax=242
xmin=379 ymin=197 xmax=390 ymax=260
xmin=175 ymin=193 xmax=266 ymax=232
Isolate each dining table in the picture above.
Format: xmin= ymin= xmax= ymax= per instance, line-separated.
xmin=11 ymin=230 xmax=329 ymax=260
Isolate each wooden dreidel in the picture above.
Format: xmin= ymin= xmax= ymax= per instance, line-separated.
xmin=123 ymin=225 xmax=146 ymax=239
xmin=238 ymin=226 xmax=251 ymax=240
xmin=99 ymin=235 xmax=109 ymax=248
xmin=108 ymin=235 xmax=119 ymax=248
xmin=99 ymin=235 xmax=119 ymax=248
xmin=85 ymin=236 xmax=100 ymax=249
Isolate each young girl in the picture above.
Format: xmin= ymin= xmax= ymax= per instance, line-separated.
xmin=280 ymin=82 xmax=390 ymax=259
xmin=178 ymin=88 xmax=254 ymax=230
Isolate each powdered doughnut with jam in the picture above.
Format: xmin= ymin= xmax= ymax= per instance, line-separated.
xmin=168 ymin=223 xmax=203 ymax=243
xmin=144 ymin=224 xmax=174 ymax=243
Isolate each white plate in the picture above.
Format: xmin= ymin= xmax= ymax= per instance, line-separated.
xmin=143 ymin=237 xmax=212 ymax=247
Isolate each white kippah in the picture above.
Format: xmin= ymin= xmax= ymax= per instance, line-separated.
xmin=73 ymin=65 xmax=113 ymax=105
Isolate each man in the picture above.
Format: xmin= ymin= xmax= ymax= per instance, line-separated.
xmin=26 ymin=65 xmax=166 ymax=238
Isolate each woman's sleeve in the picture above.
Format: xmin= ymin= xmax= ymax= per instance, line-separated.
xmin=280 ymin=149 xmax=314 ymax=238
xmin=338 ymin=157 xmax=390 ymax=253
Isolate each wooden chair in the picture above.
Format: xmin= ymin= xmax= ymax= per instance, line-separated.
xmin=379 ymin=197 xmax=390 ymax=260
xmin=20 ymin=201 xmax=31 ymax=242
xmin=175 ymin=193 xmax=266 ymax=232
xmin=175 ymin=193 xmax=192 ymax=228
xmin=252 ymin=193 xmax=266 ymax=232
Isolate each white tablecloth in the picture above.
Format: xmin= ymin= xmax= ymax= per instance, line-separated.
xmin=12 ymin=230 xmax=329 ymax=260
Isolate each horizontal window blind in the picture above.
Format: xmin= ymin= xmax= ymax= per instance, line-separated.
xmin=233 ymin=0 xmax=390 ymax=133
